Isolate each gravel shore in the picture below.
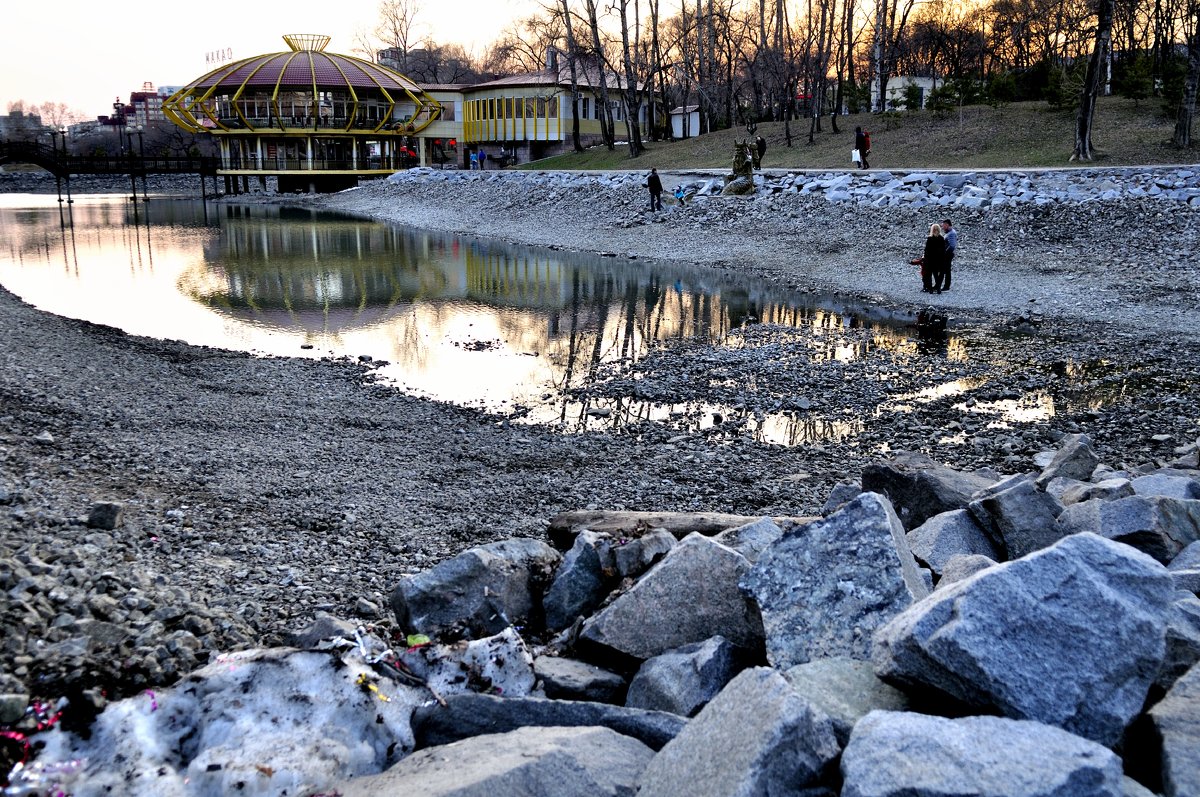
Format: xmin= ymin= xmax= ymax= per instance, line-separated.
xmin=2 ymin=167 xmax=1199 ymax=719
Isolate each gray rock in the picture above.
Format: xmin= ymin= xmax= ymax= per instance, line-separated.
xmin=286 ymin=611 xmax=358 ymax=648
xmin=338 ymin=725 xmax=654 ymax=797
xmin=0 ymin=692 xmax=29 ymax=724
xmin=533 ymin=656 xmax=626 ymax=703
xmin=712 ymin=517 xmax=785 ymax=563
xmin=821 ymin=481 xmax=863 ymax=515
xmin=906 ymin=509 xmax=1000 ymax=576
xmin=579 ymin=533 xmax=763 ymax=662
xmin=391 ymin=538 xmax=561 ymax=640
xmin=411 ymin=692 xmax=685 ymax=752
xmin=612 ymin=529 xmax=675 ymax=579
xmin=1132 ymin=473 xmax=1200 ymax=500
xmin=1168 ymin=540 xmax=1200 ymax=594
xmin=743 ymin=492 xmax=929 ymax=668
xmin=840 ymin=711 xmax=1123 ymax=797
xmin=1060 ymin=477 xmax=1135 ymax=506
xmin=936 ymin=553 xmax=999 ymax=588
xmin=1057 ymin=496 xmax=1200 ymax=564
xmin=874 ymin=533 xmax=1172 ymax=746
xmin=1123 ymin=776 xmax=1159 ymax=797
xmin=1035 ymin=433 xmax=1100 ymax=489
xmin=783 ymin=657 xmax=910 ymax=745
xmin=968 ymin=477 xmax=1065 ymax=560
xmin=1158 ymin=591 xmax=1200 ymax=691
xmin=1150 ymin=662 xmax=1200 ymax=797
xmin=86 ymin=501 xmax=124 ymax=530
xmin=636 ymin=668 xmax=840 ymax=797
xmin=543 ymin=531 xmax=614 ymax=632
xmin=625 ymin=636 xmax=748 ymax=717
xmin=861 ymin=452 xmax=996 ymax=530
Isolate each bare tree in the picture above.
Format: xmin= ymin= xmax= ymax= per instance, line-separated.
xmin=376 ymin=0 xmax=424 ymax=71
xmin=1174 ymin=6 xmax=1200 ymax=147
xmin=872 ymin=0 xmax=919 ymax=110
xmin=582 ymin=0 xmax=617 ymax=148
xmin=559 ymin=0 xmax=586 ymax=152
xmin=615 ymin=0 xmax=647 ymax=156
xmin=1073 ymin=0 xmax=1116 ymax=160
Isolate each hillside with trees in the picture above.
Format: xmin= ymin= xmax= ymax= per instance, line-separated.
xmin=355 ymin=0 xmax=1198 ymax=160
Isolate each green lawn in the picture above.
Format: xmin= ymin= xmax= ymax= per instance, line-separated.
xmin=521 ymin=97 xmax=1195 ymax=171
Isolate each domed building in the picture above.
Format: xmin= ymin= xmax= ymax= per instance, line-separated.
xmin=164 ymin=34 xmax=444 ymax=193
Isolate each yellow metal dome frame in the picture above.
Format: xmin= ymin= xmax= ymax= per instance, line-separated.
xmin=163 ymin=34 xmax=442 ymax=136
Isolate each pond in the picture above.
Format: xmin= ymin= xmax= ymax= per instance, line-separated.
xmin=0 ymin=194 xmax=963 ymax=444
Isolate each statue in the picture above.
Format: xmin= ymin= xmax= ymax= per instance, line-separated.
xmin=722 ymin=139 xmax=756 ymax=195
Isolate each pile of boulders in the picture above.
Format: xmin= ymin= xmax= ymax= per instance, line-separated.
xmin=382 ymin=164 xmax=1200 ymax=210
xmin=11 ymin=434 xmax=1200 ymax=796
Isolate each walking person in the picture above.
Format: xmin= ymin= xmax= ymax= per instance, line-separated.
xmin=854 ymin=127 xmax=870 ymax=169
xmin=922 ymin=223 xmax=946 ymax=293
xmin=939 ymin=219 xmax=957 ymax=291
xmin=647 ymin=167 xmax=664 ymax=211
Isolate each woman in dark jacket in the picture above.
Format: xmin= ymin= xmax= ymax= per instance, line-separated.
xmin=854 ymin=127 xmax=870 ymax=169
xmin=922 ymin=223 xmax=946 ymax=293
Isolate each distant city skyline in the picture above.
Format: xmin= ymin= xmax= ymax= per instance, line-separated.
xmin=1 ymin=0 xmax=538 ymax=120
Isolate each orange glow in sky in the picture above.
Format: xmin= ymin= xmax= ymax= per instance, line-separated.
xmin=1 ymin=0 xmax=539 ymax=118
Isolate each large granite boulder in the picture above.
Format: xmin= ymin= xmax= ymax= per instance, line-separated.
xmin=391 ymin=538 xmax=560 ymax=640
xmin=968 ymin=477 xmax=1066 ymax=560
xmin=1158 ymin=592 xmax=1200 ymax=691
xmin=841 ymin=711 xmax=1123 ymax=797
xmin=1057 ymin=496 xmax=1200 ymax=564
xmin=636 ymin=668 xmax=841 ymax=796
xmin=861 ymin=452 xmax=997 ymax=530
xmin=712 ymin=517 xmax=787 ymax=563
xmin=625 ymin=636 xmax=749 ymax=717
xmin=612 ymin=529 xmax=675 ymax=579
xmin=1035 ymin=433 xmax=1100 ymax=489
xmin=579 ymin=533 xmax=763 ymax=663
xmin=742 ymin=492 xmax=930 ymax=668
xmin=1059 ymin=477 xmax=1135 ymax=506
xmin=543 ymin=531 xmax=615 ymax=632
xmin=1149 ymin=662 xmax=1200 ymax=797
xmin=1131 ymin=472 xmax=1200 ymax=500
xmin=1168 ymin=540 xmax=1200 ymax=594
xmin=873 ymin=533 xmax=1173 ymax=746
xmin=411 ymin=692 xmax=685 ymax=752
xmin=783 ymin=657 xmax=911 ymax=745
xmin=906 ymin=509 xmax=999 ymax=577
xmin=337 ymin=726 xmax=655 ymax=797
xmin=533 ymin=656 xmax=626 ymax=703
xmin=936 ymin=554 xmax=998 ymax=588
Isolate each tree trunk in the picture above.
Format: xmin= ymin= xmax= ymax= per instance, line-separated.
xmin=560 ymin=0 xmax=585 ymax=153
xmin=583 ymin=0 xmax=616 ymax=149
xmin=1073 ymin=0 xmax=1115 ymax=161
xmin=651 ymin=0 xmax=670 ymax=140
xmin=617 ymin=0 xmax=645 ymax=156
xmin=1174 ymin=23 xmax=1200 ymax=149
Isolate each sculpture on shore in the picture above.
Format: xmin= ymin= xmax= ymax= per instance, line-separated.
xmin=722 ymin=140 xmax=756 ymax=196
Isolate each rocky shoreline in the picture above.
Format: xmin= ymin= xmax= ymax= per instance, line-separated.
xmin=2 ymin=165 xmax=1200 ymax=792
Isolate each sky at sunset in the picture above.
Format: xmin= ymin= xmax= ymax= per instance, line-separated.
xmin=2 ymin=0 xmax=539 ymax=119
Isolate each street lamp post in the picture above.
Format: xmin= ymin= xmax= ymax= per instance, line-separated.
xmin=135 ymin=123 xmax=148 ymax=202
xmin=48 ymin=128 xmax=64 ymax=202
xmin=126 ymin=125 xmax=138 ymax=202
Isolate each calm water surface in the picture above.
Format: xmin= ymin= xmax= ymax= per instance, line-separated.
xmin=0 ymin=194 xmax=966 ymax=443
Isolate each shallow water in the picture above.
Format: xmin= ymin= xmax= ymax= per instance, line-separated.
xmin=0 ymin=194 xmax=960 ymax=443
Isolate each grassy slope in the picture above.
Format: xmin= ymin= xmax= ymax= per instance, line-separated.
xmin=523 ymin=96 xmax=1195 ymax=171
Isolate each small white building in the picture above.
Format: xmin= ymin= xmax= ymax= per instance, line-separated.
xmin=869 ymin=76 xmax=939 ymax=110
xmin=670 ymin=105 xmax=701 ymax=139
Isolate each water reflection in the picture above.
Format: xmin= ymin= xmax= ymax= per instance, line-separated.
xmin=0 ymin=195 xmax=961 ymax=443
